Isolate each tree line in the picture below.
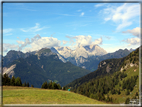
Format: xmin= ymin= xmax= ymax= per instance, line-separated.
xmin=41 ymin=81 xmax=64 ymax=90
xmin=71 ymin=70 xmax=138 ymax=103
xmin=2 ymin=73 xmax=33 ymax=87
xmin=2 ymin=73 xmax=65 ymax=90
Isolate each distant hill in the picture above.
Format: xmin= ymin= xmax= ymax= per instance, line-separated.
xmin=65 ymin=57 xmax=125 ymax=89
xmin=3 ymin=48 xmax=91 ymax=88
xmin=66 ymin=46 xmax=139 ymax=90
xmin=66 ymin=46 xmax=140 ymax=104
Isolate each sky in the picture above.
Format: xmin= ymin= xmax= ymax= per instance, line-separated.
xmin=2 ymin=2 xmax=141 ymax=56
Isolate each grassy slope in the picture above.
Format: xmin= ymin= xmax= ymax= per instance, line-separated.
xmin=3 ymin=86 xmax=106 ymax=104
xmin=107 ymin=66 xmax=139 ymax=104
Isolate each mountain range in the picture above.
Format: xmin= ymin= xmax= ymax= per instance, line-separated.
xmin=51 ymin=45 xmax=131 ymax=71
xmin=2 ymin=44 xmax=133 ymax=88
xmin=65 ymin=46 xmax=139 ymax=89
xmin=2 ymin=48 xmax=91 ymax=88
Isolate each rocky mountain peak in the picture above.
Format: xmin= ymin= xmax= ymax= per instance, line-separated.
xmin=35 ymin=48 xmax=57 ymax=59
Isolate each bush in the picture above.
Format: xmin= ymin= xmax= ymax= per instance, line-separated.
xmin=125 ymin=89 xmax=130 ymax=95
xmin=125 ymin=97 xmax=130 ymax=104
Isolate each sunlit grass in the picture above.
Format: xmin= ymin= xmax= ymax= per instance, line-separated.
xmin=3 ymin=86 xmax=106 ymax=104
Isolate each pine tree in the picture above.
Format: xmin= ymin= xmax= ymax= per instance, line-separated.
xmin=11 ymin=76 xmax=15 ymax=86
xmin=106 ymin=95 xmax=110 ymax=102
xmin=41 ymin=81 xmax=48 ymax=89
xmin=15 ymin=77 xmax=22 ymax=86
xmin=125 ymin=89 xmax=130 ymax=95
xmin=63 ymin=86 xmax=66 ymax=90
xmin=118 ymin=89 xmax=121 ymax=95
xmin=57 ymin=83 xmax=61 ymax=89
xmin=23 ymin=82 xmax=27 ymax=87
xmin=125 ymin=97 xmax=130 ymax=104
xmin=48 ymin=81 xmax=52 ymax=89
xmin=27 ymin=82 xmax=29 ymax=87
xmin=52 ymin=82 xmax=58 ymax=89
xmin=90 ymin=93 xmax=94 ymax=99
xmin=3 ymin=73 xmax=10 ymax=85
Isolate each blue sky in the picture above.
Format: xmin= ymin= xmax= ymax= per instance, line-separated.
xmin=2 ymin=2 xmax=141 ymax=56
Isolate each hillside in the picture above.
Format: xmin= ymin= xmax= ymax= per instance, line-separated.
xmin=65 ymin=58 xmax=125 ymax=89
xmin=67 ymin=46 xmax=140 ymax=104
xmin=3 ymin=86 xmax=106 ymax=104
xmin=3 ymin=48 xmax=91 ymax=88
xmin=65 ymin=47 xmax=139 ymax=89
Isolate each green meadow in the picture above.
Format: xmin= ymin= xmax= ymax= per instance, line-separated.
xmin=3 ymin=86 xmax=106 ymax=104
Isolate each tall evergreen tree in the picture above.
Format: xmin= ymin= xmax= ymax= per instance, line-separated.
xmin=15 ymin=77 xmax=22 ymax=86
xmin=125 ymin=97 xmax=130 ymax=104
xmin=11 ymin=76 xmax=15 ymax=86
xmin=57 ymin=83 xmax=61 ymax=89
xmin=27 ymin=82 xmax=29 ymax=87
xmin=41 ymin=81 xmax=48 ymax=89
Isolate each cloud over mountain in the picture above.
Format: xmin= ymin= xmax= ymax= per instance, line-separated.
xmin=122 ymin=27 xmax=141 ymax=37
xmin=122 ymin=37 xmax=140 ymax=46
xmin=65 ymin=35 xmax=103 ymax=49
xmin=17 ymin=34 xmax=41 ymax=51
xmin=3 ymin=43 xmax=19 ymax=52
xmin=23 ymin=36 xmax=61 ymax=52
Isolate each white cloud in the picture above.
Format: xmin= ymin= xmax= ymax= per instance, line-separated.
xmin=123 ymin=37 xmax=140 ymax=46
xmin=2 ymin=28 xmax=13 ymax=36
xmin=95 ymin=3 xmax=106 ymax=8
xmin=3 ymin=28 xmax=13 ymax=33
xmin=66 ymin=35 xmax=102 ymax=49
xmin=20 ymin=23 xmax=47 ymax=33
xmin=3 ymin=34 xmax=60 ymax=53
xmin=74 ymin=35 xmax=92 ymax=47
xmin=77 ymin=10 xmax=81 ymax=12
xmin=80 ymin=12 xmax=84 ymax=16
xmin=23 ymin=36 xmax=61 ymax=52
xmin=104 ymin=35 xmax=111 ymax=39
xmin=93 ymin=37 xmax=102 ymax=45
xmin=62 ymin=40 xmax=68 ymax=45
xmin=122 ymin=27 xmax=141 ymax=37
xmin=3 ymin=43 xmax=19 ymax=53
xmin=16 ymin=40 xmax=24 ymax=45
xmin=102 ymin=3 xmax=140 ymax=30
xmin=58 ymin=14 xmax=75 ymax=16
xmin=16 ymin=34 xmax=41 ymax=50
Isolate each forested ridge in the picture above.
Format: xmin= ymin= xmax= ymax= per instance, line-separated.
xmin=67 ymin=46 xmax=140 ymax=104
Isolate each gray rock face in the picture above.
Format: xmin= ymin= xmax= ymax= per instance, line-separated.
xmin=3 ymin=64 xmax=16 ymax=77
xmin=52 ymin=45 xmax=107 ymax=66
xmin=3 ymin=50 xmax=35 ymax=67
